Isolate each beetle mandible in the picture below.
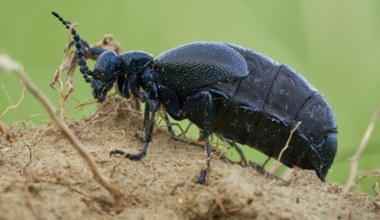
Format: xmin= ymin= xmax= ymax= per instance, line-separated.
xmin=52 ymin=12 xmax=337 ymax=183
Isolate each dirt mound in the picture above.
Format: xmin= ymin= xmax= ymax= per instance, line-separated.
xmin=0 ymin=98 xmax=379 ymax=219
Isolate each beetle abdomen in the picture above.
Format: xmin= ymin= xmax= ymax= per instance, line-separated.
xmin=211 ymin=44 xmax=337 ymax=180
xmin=225 ymin=43 xmax=337 ymax=137
xmin=154 ymin=42 xmax=249 ymax=91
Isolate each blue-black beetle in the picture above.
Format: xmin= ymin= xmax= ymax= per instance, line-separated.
xmin=52 ymin=12 xmax=337 ymax=183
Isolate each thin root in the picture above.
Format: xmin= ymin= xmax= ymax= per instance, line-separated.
xmin=0 ymin=82 xmax=27 ymax=120
xmin=333 ymin=107 xmax=380 ymax=219
xmin=267 ymin=121 xmax=302 ymax=177
xmin=3 ymin=54 xmax=124 ymax=213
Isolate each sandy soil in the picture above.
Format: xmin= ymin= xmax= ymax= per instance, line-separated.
xmin=0 ymin=97 xmax=379 ymax=220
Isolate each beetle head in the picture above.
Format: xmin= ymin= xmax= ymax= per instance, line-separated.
xmin=91 ymin=51 xmax=118 ymax=102
xmin=52 ymin=12 xmax=120 ymax=103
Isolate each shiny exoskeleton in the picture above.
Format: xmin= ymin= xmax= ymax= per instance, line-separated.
xmin=52 ymin=12 xmax=337 ymax=183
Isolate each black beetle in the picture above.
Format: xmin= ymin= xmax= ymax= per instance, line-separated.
xmin=52 ymin=12 xmax=337 ymax=183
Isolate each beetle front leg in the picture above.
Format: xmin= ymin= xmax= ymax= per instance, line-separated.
xmin=133 ymin=101 xmax=151 ymax=143
xmin=128 ymin=100 xmax=158 ymax=160
xmin=111 ymin=99 xmax=158 ymax=160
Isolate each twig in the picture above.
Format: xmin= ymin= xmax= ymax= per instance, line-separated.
xmin=19 ymin=145 xmax=33 ymax=174
xmin=343 ymin=107 xmax=380 ymax=193
xmin=110 ymin=156 xmax=127 ymax=179
xmin=0 ymin=82 xmax=27 ymax=120
xmin=267 ymin=162 xmax=283 ymax=177
xmin=63 ymin=55 xmax=77 ymax=100
xmin=278 ymin=121 xmax=302 ymax=162
xmin=373 ymin=182 xmax=380 ymax=209
xmin=0 ymin=55 xmax=124 ymax=212
xmin=332 ymin=107 xmax=380 ymax=219
xmin=267 ymin=121 xmax=302 ymax=176
xmin=218 ymin=136 xmax=248 ymax=167
xmin=0 ymin=121 xmax=5 ymax=133
xmin=50 ymin=25 xmax=78 ymax=119
xmin=355 ymin=169 xmax=380 ymax=185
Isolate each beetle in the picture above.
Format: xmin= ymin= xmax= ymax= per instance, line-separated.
xmin=52 ymin=12 xmax=337 ymax=183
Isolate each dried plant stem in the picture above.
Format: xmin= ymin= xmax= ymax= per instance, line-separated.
xmin=5 ymin=58 xmax=123 ymax=212
xmin=0 ymin=121 xmax=5 ymax=133
xmin=50 ymin=24 xmax=78 ymax=120
xmin=0 ymin=83 xmax=27 ymax=120
xmin=268 ymin=121 xmax=302 ymax=175
xmin=278 ymin=121 xmax=302 ymax=163
xmin=343 ymin=107 xmax=380 ymax=194
xmin=333 ymin=107 xmax=380 ymax=219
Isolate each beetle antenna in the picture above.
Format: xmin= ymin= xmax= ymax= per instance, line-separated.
xmin=51 ymin=11 xmax=93 ymax=83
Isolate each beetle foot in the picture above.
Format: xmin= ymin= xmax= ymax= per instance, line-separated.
xmin=197 ymin=170 xmax=207 ymax=184
xmin=110 ymin=149 xmax=126 ymax=156
xmin=126 ymin=151 xmax=146 ymax=160
xmin=110 ymin=149 xmax=146 ymax=160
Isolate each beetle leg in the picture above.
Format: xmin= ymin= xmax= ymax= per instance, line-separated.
xmin=121 ymin=80 xmax=160 ymax=160
xmin=128 ymin=73 xmax=144 ymax=100
xmin=110 ymin=96 xmax=158 ymax=160
xmin=163 ymin=113 xmax=177 ymax=137
xmin=116 ymin=74 xmax=131 ymax=99
xmin=224 ymin=139 xmax=248 ymax=167
xmin=133 ymin=100 xmax=152 ymax=143
xmin=143 ymin=100 xmax=151 ymax=130
xmin=134 ymin=133 xmax=145 ymax=143
xmin=158 ymin=85 xmax=194 ymax=137
xmin=197 ymin=134 xmax=212 ymax=184
xmin=126 ymin=98 xmax=158 ymax=160
xmin=159 ymin=86 xmax=216 ymax=183
xmin=193 ymin=92 xmax=214 ymax=184
xmin=163 ymin=113 xmax=203 ymax=140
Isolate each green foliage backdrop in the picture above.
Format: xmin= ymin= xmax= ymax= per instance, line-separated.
xmin=1 ymin=0 xmax=379 ymax=193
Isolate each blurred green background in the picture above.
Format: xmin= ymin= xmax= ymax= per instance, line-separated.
xmin=0 ymin=0 xmax=379 ymax=194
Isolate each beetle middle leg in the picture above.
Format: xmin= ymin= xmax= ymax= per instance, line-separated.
xmin=160 ymin=88 xmax=215 ymax=184
xmin=196 ymin=92 xmax=214 ymax=184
